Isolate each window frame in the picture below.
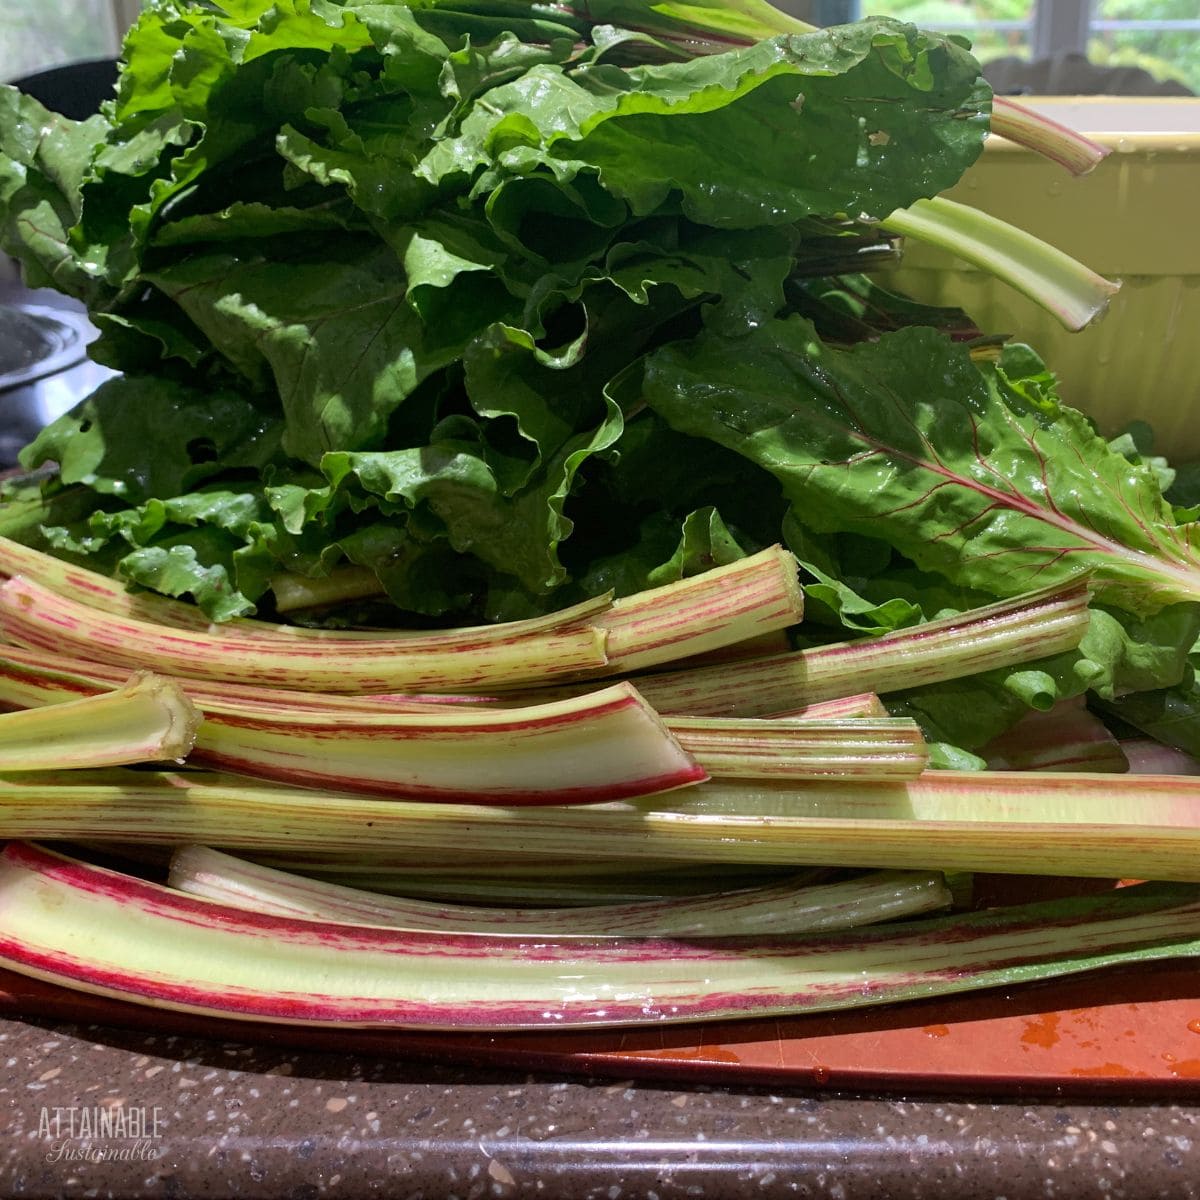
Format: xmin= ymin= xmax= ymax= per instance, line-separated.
xmin=103 ymin=1 xmax=1200 ymax=63
xmin=111 ymin=0 xmax=142 ymax=34
xmin=1033 ymin=0 xmax=1093 ymax=57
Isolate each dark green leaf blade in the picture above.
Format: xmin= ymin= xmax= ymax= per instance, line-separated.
xmin=643 ymin=319 xmax=1200 ymax=616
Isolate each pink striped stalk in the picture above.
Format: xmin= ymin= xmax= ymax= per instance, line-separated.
xmin=0 ymin=536 xmax=804 ymax=680
xmin=0 ymin=534 xmax=208 ymax=630
xmin=168 ymin=846 xmax=949 ymax=937
xmin=195 ymin=705 xmax=926 ymax=788
xmin=0 ymin=575 xmax=609 ymax=693
xmin=650 ymin=629 xmax=793 ymax=669
xmin=628 ymin=581 xmax=1091 ymax=717
xmin=0 ymin=642 xmax=477 ymax=715
xmin=983 ymin=698 xmax=1129 ymax=773
xmin=0 ymin=645 xmax=919 ymax=784
xmin=80 ymin=838 xmax=749 ymax=902
xmin=189 ymin=682 xmax=706 ymax=804
xmin=766 ymin=694 xmax=887 ymax=720
xmin=0 ymin=642 xmax=507 ymax=716
xmin=4 ymin=842 xmax=1200 ymax=1031
xmin=193 ymin=706 xmax=924 ymax=789
xmin=0 ymin=547 xmax=804 ymax=693
xmin=664 ymin=716 xmax=927 ymax=780
xmin=231 ymin=853 xmax=787 ymax=906
xmin=364 ymin=691 xmax=893 ymax=720
xmin=585 ymin=545 xmax=803 ymax=673
xmin=0 ymin=674 xmax=198 ymax=770
xmin=0 ymin=535 xmax=612 ymax=642
xmin=235 ymin=861 xmax=802 ymax=906
xmin=8 ymin=767 xmax=1200 ymax=880
xmin=990 ymin=96 xmax=1111 ymax=176
xmin=0 ymin=643 xmax=883 ymax=724
xmin=353 ymin=692 xmax=893 ymax=720
xmin=0 ymin=643 xmax=708 ymax=805
xmin=661 ymin=772 xmax=1200 ymax=825
xmin=0 ymin=643 xmax=153 ymax=710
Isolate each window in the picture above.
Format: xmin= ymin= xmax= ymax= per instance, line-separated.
xmin=0 ymin=0 xmax=121 ymax=84
xmin=1089 ymin=1 xmax=1200 ymax=93
xmin=2 ymin=0 xmax=1196 ymax=94
xmin=850 ymin=2 xmax=1198 ymax=90
xmin=855 ymin=2 xmax=1036 ymax=61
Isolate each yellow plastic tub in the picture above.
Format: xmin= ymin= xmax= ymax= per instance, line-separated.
xmin=885 ymin=97 xmax=1200 ymax=457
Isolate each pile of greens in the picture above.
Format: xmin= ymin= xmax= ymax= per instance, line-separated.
xmin=3 ymin=0 xmax=1200 ymax=757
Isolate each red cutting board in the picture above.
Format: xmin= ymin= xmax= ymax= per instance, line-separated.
xmin=6 ymin=959 xmax=1200 ymax=1097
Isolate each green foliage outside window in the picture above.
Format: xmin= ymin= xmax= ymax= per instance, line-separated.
xmin=1090 ymin=0 xmax=1200 ymax=92
xmin=862 ymin=1 xmax=1034 ymax=61
xmin=865 ymin=0 xmax=1197 ymax=89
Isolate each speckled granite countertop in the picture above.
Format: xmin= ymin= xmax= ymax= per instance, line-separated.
xmin=2 ymin=1016 xmax=1198 ymax=1199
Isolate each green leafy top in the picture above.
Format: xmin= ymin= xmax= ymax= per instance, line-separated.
xmin=12 ymin=0 xmax=1192 ymax=759
xmin=1 ymin=1 xmax=991 ymax=622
